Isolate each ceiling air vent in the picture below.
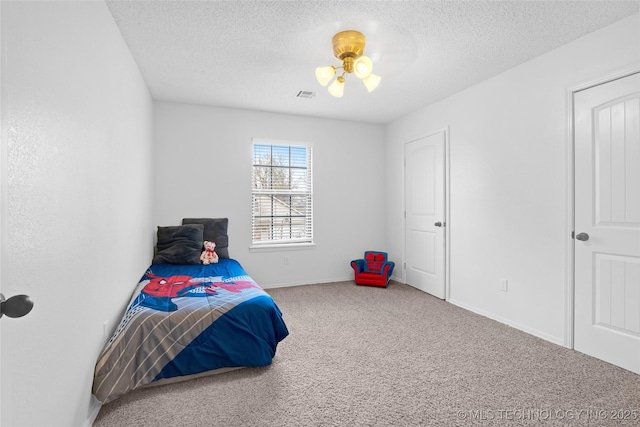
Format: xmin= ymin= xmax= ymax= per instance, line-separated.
xmin=295 ymin=90 xmax=316 ymax=99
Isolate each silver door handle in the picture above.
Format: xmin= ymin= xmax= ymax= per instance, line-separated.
xmin=434 ymin=222 xmax=443 ymax=227
xmin=0 ymin=293 xmax=34 ymax=319
xmin=575 ymin=232 xmax=589 ymax=241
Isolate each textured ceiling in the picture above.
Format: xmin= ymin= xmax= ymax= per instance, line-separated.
xmin=106 ymin=1 xmax=639 ymax=124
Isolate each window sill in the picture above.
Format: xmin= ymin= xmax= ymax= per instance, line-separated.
xmin=249 ymin=242 xmax=316 ymax=253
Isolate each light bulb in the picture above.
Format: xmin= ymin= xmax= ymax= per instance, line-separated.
xmin=315 ymin=66 xmax=336 ymax=86
xmin=362 ymin=73 xmax=381 ymax=92
xmin=353 ymin=56 xmax=373 ymax=79
xmin=328 ymin=76 xmax=345 ymax=97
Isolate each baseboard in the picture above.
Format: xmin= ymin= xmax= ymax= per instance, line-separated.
xmin=447 ymin=298 xmax=565 ymax=347
xmin=261 ymin=276 xmax=353 ymax=289
xmin=260 ymin=268 xmax=405 ymax=290
xmin=84 ymin=395 xmax=101 ymax=427
xmin=390 ymin=274 xmax=403 ymax=283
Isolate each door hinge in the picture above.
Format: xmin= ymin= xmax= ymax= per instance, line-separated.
xmin=403 ymin=262 xmax=406 ymax=269
xmin=571 ymin=231 xmax=575 ymax=239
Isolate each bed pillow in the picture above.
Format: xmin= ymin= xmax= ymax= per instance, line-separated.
xmin=152 ymin=224 xmax=204 ymax=265
xmin=181 ymin=218 xmax=229 ymax=259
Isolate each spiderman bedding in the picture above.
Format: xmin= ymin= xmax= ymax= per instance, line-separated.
xmin=92 ymin=259 xmax=289 ymax=404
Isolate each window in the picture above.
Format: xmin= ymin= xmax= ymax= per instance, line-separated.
xmin=252 ymin=141 xmax=313 ymax=246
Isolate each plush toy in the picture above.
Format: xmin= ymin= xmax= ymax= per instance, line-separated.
xmin=200 ymin=240 xmax=219 ymax=265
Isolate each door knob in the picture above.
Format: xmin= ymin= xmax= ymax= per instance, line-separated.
xmin=575 ymin=232 xmax=589 ymax=241
xmin=0 ymin=293 xmax=34 ymax=319
xmin=434 ymin=222 xmax=443 ymax=227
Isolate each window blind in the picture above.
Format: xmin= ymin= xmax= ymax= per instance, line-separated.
xmin=251 ymin=142 xmax=313 ymax=245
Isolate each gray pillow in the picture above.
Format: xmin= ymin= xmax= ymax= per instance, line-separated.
xmin=152 ymin=224 xmax=204 ymax=265
xmin=181 ymin=218 xmax=229 ymax=259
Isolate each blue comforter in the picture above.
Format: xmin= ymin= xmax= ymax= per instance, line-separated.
xmin=92 ymin=259 xmax=289 ymax=404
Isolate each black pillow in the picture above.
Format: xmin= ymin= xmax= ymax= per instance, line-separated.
xmin=181 ymin=218 xmax=229 ymax=259
xmin=152 ymin=224 xmax=204 ymax=265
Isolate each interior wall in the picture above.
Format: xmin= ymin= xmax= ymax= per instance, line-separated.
xmin=385 ymin=14 xmax=640 ymax=345
xmin=1 ymin=2 xmax=153 ymax=426
xmin=153 ymin=102 xmax=386 ymax=287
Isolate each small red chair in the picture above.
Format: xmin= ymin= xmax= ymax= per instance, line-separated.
xmin=350 ymin=251 xmax=395 ymax=287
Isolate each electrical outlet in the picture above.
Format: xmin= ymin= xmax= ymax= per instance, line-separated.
xmin=500 ymin=279 xmax=508 ymax=292
xmin=284 ymin=256 xmax=289 ymax=265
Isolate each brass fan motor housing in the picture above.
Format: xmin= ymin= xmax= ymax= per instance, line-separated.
xmin=332 ymin=30 xmax=366 ymax=61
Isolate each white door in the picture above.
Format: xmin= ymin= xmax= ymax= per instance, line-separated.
xmin=0 ymin=1 xmax=4 ymax=420
xmin=404 ymin=131 xmax=446 ymax=299
xmin=0 ymin=105 xmax=3 ymax=427
xmin=574 ymin=72 xmax=640 ymax=374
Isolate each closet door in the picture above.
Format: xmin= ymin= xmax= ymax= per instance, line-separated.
xmin=574 ymin=72 xmax=640 ymax=374
xmin=404 ymin=131 xmax=446 ymax=299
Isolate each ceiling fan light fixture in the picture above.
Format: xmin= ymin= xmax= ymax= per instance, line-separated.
xmin=362 ymin=73 xmax=381 ymax=92
xmin=316 ymin=30 xmax=380 ymax=96
xmin=353 ymin=56 xmax=373 ymax=79
xmin=315 ymin=66 xmax=336 ymax=86
xmin=328 ymin=75 xmax=345 ymax=97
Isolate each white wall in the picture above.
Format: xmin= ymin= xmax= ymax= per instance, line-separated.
xmin=153 ymin=102 xmax=386 ymax=287
xmin=1 ymin=2 xmax=153 ymax=426
xmin=386 ymin=14 xmax=640 ymax=345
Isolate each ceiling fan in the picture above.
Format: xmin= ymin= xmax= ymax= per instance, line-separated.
xmin=314 ymin=30 xmax=381 ymax=97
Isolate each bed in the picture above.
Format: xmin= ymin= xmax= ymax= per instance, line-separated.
xmin=92 ymin=218 xmax=289 ymax=404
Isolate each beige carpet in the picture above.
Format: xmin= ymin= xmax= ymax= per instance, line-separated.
xmin=94 ymin=281 xmax=640 ymax=426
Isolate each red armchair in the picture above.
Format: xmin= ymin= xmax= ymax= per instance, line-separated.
xmin=350 ymin=251 xmax=395 ymax=288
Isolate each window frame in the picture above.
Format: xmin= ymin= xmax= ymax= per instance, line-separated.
xmin=250 ymin=139 xmax=314 ymax=250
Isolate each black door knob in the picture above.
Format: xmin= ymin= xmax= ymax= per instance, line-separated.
xmin=575 ymin=232 xmax=589 ymax=241
xmin=0 ymin=293 xmax=34 ymax=319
